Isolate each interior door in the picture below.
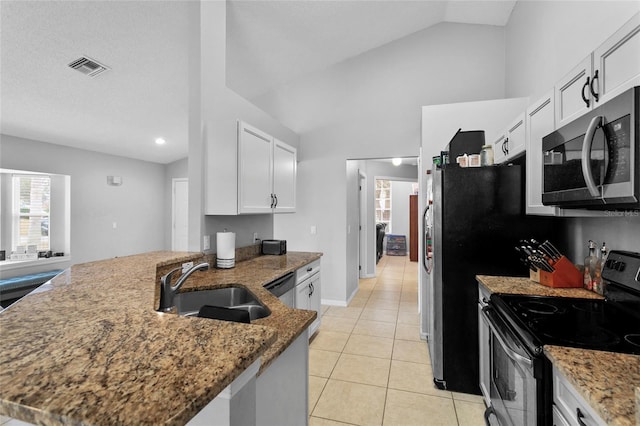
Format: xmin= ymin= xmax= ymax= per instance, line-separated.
xmin=172 ymin=178 xmax=188 ymax=251
xmin=358 ymin=171 xmax=367 ymax=278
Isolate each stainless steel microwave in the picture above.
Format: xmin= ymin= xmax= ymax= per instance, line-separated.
xmin=542 ymin=86 xmax=639 ymax=209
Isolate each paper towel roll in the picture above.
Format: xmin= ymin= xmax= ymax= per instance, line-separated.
xmin=216 ymin=232 xmax=236 ymax=260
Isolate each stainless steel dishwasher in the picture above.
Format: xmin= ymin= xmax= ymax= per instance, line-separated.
xmin=263 ymin=272 xmax=296 ymax=307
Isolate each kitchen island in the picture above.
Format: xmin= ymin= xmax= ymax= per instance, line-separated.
xmin=477 ymin=275 xmax=639 ymax=426
xmin=0 ymin=251 xmax=320 ymax=425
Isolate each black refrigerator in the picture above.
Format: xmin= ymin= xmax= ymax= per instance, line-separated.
xmin=424 ymin=163 xmax=562 ymax=394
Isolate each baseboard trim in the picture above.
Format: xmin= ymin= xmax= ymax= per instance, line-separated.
xmin=320 ymin=298 xmax=348 ymax=307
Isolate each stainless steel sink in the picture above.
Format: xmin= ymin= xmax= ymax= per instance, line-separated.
xmin=174 ymin=286 xmax=271 ymax=321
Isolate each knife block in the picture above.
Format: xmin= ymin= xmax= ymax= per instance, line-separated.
xmin=530 ymin=256 xmax=582 ymax=288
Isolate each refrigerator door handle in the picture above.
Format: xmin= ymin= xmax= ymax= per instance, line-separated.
xmin=422 ymin=206 xmax=432 ymax=273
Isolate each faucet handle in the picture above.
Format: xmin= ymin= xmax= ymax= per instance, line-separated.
xmin=161 ymin=267 xmax=182 ymax=287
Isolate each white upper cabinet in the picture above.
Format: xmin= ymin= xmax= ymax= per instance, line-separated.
xmin=492 ymin=132 xmax=507 ymax=164
xmin=594 ymin=12 xmax=640 ymax=105
xmin=555 ymin=55 xmax=593 ymax=128
xmin=237 ymin=121 xmax=297 ymax=214
xmin=272 ymin=139 xmax=297 ymax=213
xmin=506 ymin=113 xmax=526 ymax=161
xmin=238 ymin=122 xmax=274 ymax=214
xmin=555 ymin=12 xmax=640 ymax=128
xmin=492 ymin=113 xmax=525 ymax=165
xmin=526 ymin=91 xmax=558 ymax=216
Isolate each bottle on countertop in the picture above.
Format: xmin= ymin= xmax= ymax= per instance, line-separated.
xmin=583 ymin=240 xmax=597 ymax=291
xmin=593 ymin=242 xmax=608 ymax=295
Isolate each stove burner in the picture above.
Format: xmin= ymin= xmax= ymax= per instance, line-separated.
xmin=571 ymin=301 xmax=604 ymax=314
xmin=518 ymin=300 xmax=560 ymax=315
xmin=624 ymin=334 xmax=640 ymax=348
xmin=534 ymin=323 xmax=621 ymax=348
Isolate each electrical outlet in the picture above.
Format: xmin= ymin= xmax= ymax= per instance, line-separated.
xmin=182 ymin=261 xmax=194 ymax=273
xmin=253 ymin=232 xmax=259 ymax=243
xmin=310 ymin=225 xmax=317 ymax=235
xmin=203 ymin=235 xmax=211 ymax=250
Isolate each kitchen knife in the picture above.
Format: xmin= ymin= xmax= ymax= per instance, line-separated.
xmin=531 ymin=256 xmax=554 ymax=272
xmin=537 ymin=244 xmax=557 ymax=262
xmin=543 ymin=240 xmax=563 ymax=259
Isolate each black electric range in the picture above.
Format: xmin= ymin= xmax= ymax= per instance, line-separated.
xmin=491 ymin=250 xmax=640 ymax=356
xmin=483 ymin=250 xmax=640 ymax=426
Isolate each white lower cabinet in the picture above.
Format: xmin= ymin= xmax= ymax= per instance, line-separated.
xmin=187 ymin=360 xmax=261 ymax=426
xmin=552 ymin=365 xmax=606 ymax=426
xmin=295 ymin=259 xmax=321 ymax=337
xmin=256 ymin=332 xmax=309 ymax=426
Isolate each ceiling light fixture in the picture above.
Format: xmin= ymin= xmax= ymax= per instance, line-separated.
xmin=392 ymin=158 xmax=402 ymax=166
xmin=155 ymin=138 xmax=166 ymax=145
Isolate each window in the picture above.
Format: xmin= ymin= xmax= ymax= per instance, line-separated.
xmin=12 ymin=175 xmax=50 ymax=251
xmin=375 ymin=179 xmax=391 ymax=232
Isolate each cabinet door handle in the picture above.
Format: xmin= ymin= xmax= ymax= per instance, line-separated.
xmin=576 ymin=408 xmax=587 ymax=426
xmin=502 ymin=139 xmax=509 ymax=155
xmin=270 ymin=194 xmax=275 ymax=208
xmin=308 ymin=283 xmax=313 ymax=297
xmin=581 ymin=76 xmax=591 ymax=108
xmin=274 ymin=193 xmax=278 ymax=208
xmin=590 ymin=70 xmax=599 ymax=103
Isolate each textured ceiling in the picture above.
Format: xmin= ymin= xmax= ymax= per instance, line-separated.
xmin=226 ymin=0 xmax=516 ymax=100
xmin=1 ymin=1 xmax=515 ymax=164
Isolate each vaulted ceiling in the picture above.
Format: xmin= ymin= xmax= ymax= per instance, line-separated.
xmin=0 ymin=1 xmax=516 ymax=164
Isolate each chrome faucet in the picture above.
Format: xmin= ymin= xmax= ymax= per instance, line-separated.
xmin=158 ymin=262 xmax=210 ymax=312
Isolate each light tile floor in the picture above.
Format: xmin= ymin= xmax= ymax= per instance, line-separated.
xmin=309 ymin=255 xmax=486 ymax=426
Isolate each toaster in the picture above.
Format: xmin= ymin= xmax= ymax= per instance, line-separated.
xmin=261 ymin=239 xmax=287 ymax=255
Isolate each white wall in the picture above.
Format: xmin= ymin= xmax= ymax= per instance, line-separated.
xmin=0 ymin=134 xmax=166 ymax=265
xmin=189 ymin=2 xmax=299 ymax=255
xmin=273 ymin=22 xmax=507 ymax=304
xmin=421 ymin=97 xmax=530 ymax=166
xmin=505 ymin=1 xmax=640 ymax=260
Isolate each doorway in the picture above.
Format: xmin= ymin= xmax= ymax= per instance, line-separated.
xmin=172 ymin=178 xmax=188 ymax=251
xmin=346 ymin=157 xmax=419 ymax=286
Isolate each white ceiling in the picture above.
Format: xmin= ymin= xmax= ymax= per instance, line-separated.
xmin=0 ymin=1 xmax=516 ymax=164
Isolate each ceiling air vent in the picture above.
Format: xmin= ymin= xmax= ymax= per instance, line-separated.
xmin=68 ymin=56 xmax=110 ymax=77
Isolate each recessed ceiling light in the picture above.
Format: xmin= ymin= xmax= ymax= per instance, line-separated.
xmin=155 ymin=138 xmax=166 ymax=145
xmin=392 ymin=158 xmax=402 ymax=166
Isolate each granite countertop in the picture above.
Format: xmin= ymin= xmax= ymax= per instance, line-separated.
xmin=0 ymin=251 xmax=321 ymax=426
xmin=545 ymin=346 xmax=640 ymax=426
xmin=177 ymin=251 xmax=322 ymax=372
xmin=476 ymin=275 xmax=603 ymax=299
xmin=477 ymin=275 xmax=636 ymax=424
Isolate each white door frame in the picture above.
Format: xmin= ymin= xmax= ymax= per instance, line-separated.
xmin=172 ymin=178 xmax=189 ymax=251
xmin=358 ymin=170 xmax=368 ymax=278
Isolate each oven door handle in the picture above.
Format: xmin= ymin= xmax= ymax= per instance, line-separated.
xmin=483 ymin=307 xmax=533 ymax=368
xmin=581 ymin=115 xmax=603 ymax=198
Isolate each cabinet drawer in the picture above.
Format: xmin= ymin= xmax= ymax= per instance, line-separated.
xmin=296 ymin=259 xmax=320 ymax=283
